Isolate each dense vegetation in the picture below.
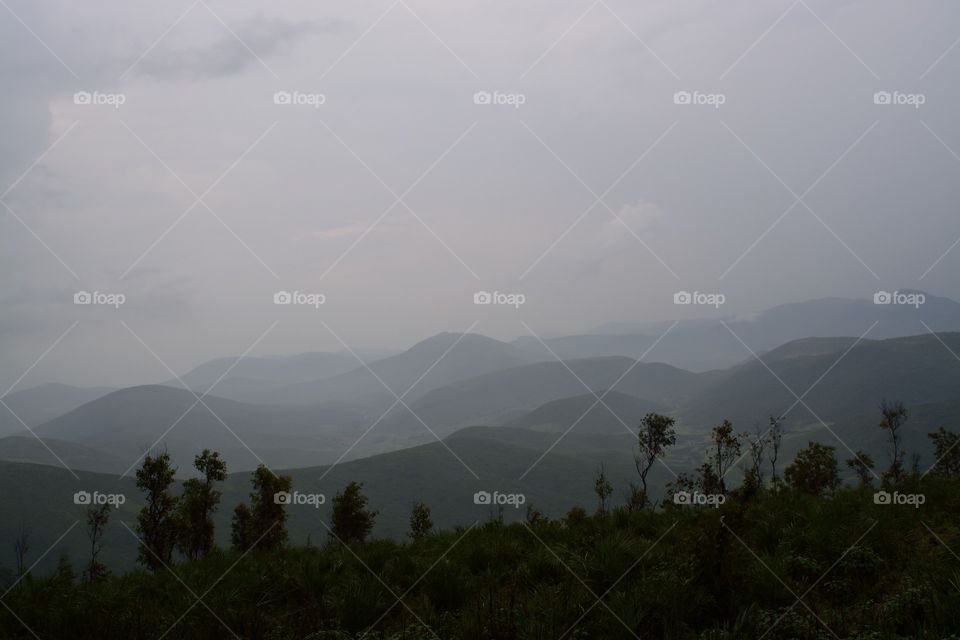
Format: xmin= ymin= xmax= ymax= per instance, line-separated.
xmin=3 ymin=408 xmax=960 ymax=639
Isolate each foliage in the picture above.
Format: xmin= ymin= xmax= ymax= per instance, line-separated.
xmin=408 ymin=502 xmax=433 ymax=540
xmin=134 ymin=451 xmax=178 ymax=570
xmin=330 ymin=481 xmax=377 ymax=544
xmin=784 ymin=442 xmax=840 ymax=496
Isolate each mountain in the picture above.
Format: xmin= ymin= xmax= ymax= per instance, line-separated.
xmin=0 ymin=435 xmax=128 ymax=474
xmin=515 ymin=291 xmax=960 ymax=371
xmin=259 ymin=333 xmax=547 ymax=406
xmin=0 ymin=383 xmax=114 ymax=438
xmin=361 ymin=356 xmax=710 ymax=452
xmin=170 ymin=351 xmax=373 ymax=402
xmin=32 ymin=386 xmax=372 ymax=473
xmin=505 ymin=391 xmax=671 ymax=434
xmin=679 ymin=332 xmax=960 ymax=460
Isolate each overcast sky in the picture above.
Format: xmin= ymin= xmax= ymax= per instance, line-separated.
xmin=2 ymin=0 xmax=959 ymax=387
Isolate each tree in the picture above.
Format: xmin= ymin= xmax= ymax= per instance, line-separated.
xmin=879 ymin=400 xmax=908 ymax=482
xmin=846 ymin=450 xmax=876 ymax=487
xmin=741 ymin=425 xmax=768 ymax=496
xmin=768 ymin=415 xmax=785 ymax=483
xmin=12 ymin=526 xmax=29 ymax=581
xmin=135 ymin=451 xmax=179 ymax=570
xmin=248 ymin=465 xmax=292 ymax=551
xmin=928 ymin=427 xmax=960 ymax=477
xmin=785 ymin=442 xmax=840 ymax=496
xmin=709 ymin=420 xmax=741 ymax=494
xmin=593 ymin=465 xmax=613 ymax=514
xmin=177 ymin=449 xmax=227 ymax=560
xmin=408 ymin=502 xmax=433 ymax=540
xmin=230 ymin=503 xmax=253 ymax=552
xmin=330 ymin=481 xmax=377 ymax=544
xmin=634 ymin=413 xmax=677 ymax=507
xmin=83 ymin=504 xmax=111 ymax=582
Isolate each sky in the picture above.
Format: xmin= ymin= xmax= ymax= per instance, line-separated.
xmin=2 ymin=0 xmax=960 ymax=387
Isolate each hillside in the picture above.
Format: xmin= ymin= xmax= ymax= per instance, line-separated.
xmin=0 ymin=384 xmax=114 ymax=438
